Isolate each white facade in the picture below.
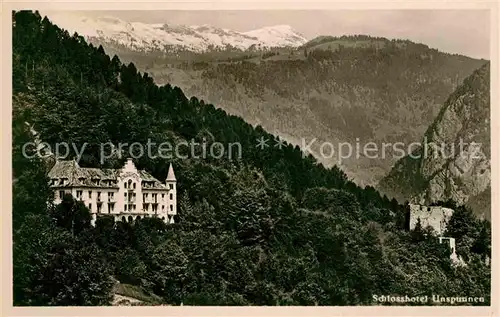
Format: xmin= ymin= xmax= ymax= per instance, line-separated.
xmin=49 ymin=158 xmax=177 ymax=225
xmin=439 ymin=237 xmax=465 ymax=266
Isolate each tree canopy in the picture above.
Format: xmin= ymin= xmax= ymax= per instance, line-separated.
xmin=12 ymin=10 xmax=491 ymax=306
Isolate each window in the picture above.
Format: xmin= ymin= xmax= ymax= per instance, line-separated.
xmin=97 ymin=192 xmax=101 ymax=200
xmin=89 ymin=203 xmax=92 ymax=211
xmin=108 ymin=204 xmax=114 ymax=213
xmin=76 ymin=190 xmax=83 ymax=199
xmin=59 ymin=191 xmax=64 ymax=199
xmin=133 ymin=183 xmax=136 ymax=189
xmin=162 ymin=193 xmax=165 ymax=199
xmin=169 ymin=184 xmax=174 ymax=190
xmin=125 ymin=204 xmax=128 ymax=211
xmin=170 ymin=193 xmax=173 ymax=200
xmin=162 ymin=205 xmax=165 ymax=210
xmin=88 ymin=191 xmax=92 ymax=199
xmin=170 ymin=205 xmax=173 ymax=211
xmin=124 ymin=192 xmax=127 ymax=199
xmin=97 ymin=204 xmax=102 ymax=213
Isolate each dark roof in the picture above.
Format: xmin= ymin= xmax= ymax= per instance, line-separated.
xmin=139 ymin=170 xmax=167 ymax=190
xmin=49 ymin=160 xmax=166 ymax=189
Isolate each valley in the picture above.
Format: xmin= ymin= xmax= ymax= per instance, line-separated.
xmin=11 ymin=10 xmax=492 ymax=307
xmin=99 ymin=40 xmax=486 ymax=186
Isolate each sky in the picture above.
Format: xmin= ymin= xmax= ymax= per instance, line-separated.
xmin=46 ymin=10 xmax=490 ymax=59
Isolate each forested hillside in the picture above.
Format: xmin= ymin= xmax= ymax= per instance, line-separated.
xmin=108 ymin=35 xmax=487 ymax=185
xmin=12 ymin=11 xmax=491 ymax=306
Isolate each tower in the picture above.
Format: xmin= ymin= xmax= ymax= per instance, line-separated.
xmin=166 ymin=163 xmax=177 ymax=222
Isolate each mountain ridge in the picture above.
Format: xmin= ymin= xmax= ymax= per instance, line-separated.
xmin=12 ymin=10 xmax=492 ymax=307
xmin=43 ymin=12 xmax=308 ymax=52
xmin=127 ymin=46 xmax=486 ymax=186
xmin=54 ymin=14 xmax=488 ymax=187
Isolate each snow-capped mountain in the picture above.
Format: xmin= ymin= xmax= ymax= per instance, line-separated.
xmin=44 ymin=12 xmax=308 ymax=52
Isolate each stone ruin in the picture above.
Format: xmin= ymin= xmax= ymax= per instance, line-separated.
xmin=408 ymin=204 xmax=454 ymax=235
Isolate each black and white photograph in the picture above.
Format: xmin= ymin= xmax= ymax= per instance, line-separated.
xmin=6 ymin=1 xmax=496 ymax=310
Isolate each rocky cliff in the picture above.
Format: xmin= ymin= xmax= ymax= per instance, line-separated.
xmin=40 ymin=13 xmax=487 ymax=186
xmin=137 ymin=41 xmax=486 ymax=186
xmin=378 ymin=63 xmax=490 ymax=219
